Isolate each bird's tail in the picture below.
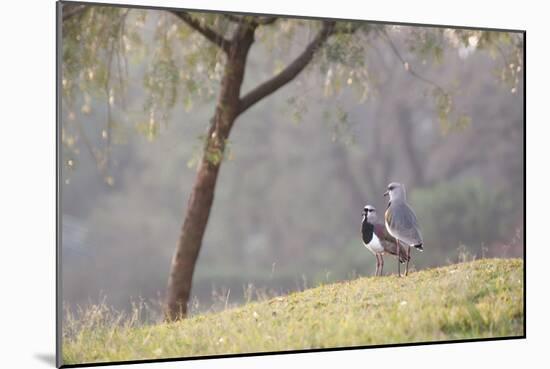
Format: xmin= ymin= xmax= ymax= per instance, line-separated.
xmin=414 ymin=244 xmax=424 ymax=252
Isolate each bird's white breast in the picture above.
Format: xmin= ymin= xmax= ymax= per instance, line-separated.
xmin=364 ymin=232 xmax=384 ymax=254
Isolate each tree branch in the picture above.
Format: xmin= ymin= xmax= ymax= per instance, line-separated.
xmin=378 ymin=28 xmax=447 ymax=94
xmin=238 ymin=21 xmax=336 ymax=115
xmin=223 ymin=13 xmax=277 ymax=26
xmin=169 ymin=11 xmax=231 ymax=53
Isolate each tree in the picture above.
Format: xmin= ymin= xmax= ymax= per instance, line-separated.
xmin=61 ymin=3 xmax=523 ymax=320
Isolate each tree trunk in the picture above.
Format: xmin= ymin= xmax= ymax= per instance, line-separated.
xmin=164 ymin=21 xmax=336 ymax=320
xmin=165 ymin=26 xmax=256 ymax=320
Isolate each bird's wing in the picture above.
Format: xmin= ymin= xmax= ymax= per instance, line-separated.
xmin=386 ymin=202 xmax=423 ymax=246
xmin=374 ymin=223 xmax=395 ymax=243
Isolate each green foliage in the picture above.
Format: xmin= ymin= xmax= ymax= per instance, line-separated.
xmin=321 ymin=105 xmax=357 ymax=144
xmin=143 ymin=34 xmax=179 ymax=128
xmin=185 ymin=134 xmax=233 ymax=169
xmin=410 ymin=179 xmax=516 ymax=258
xmin=286 ymin=96 xmax=309 ymax=124
xmin=455 ymin=31 xmax=522 ymax=92
xmin=186 ymin=135 xmax=206 ymax=169
xmin=62 ymin=259 xmax=523 ymax=364
xmin=204 ymin=146 xmax=224 ymax=166
xmin=174 ymin=14 xmax=227 ymax=110
xmin=407 ymin=27 xmax=445 ymax=65
xmin=62 ymin=7 xmax=145 ymax=108
xmin=432 ymin=88 xmax=472 ymax=134
xmin=406 ymin=28 xmax=523 ymax=93
xmin=317 ymin=25 xmax=372 ymax=100
xmin=403 ymin=28 xmax=522 ymax=130
xmin=62 ymin=6 xmax=523 ymax=172
xmin=62 ymin=7 xmax=147 ymax=183
xmin=62 ymin=7 xmax=228 ymax=146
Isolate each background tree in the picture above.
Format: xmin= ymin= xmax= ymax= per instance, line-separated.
xmin=61 ymin=3 xmax=523 ymax=320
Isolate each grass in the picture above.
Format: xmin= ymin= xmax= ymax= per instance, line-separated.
xmin=62 ymin=258 xmax=524 ymax=365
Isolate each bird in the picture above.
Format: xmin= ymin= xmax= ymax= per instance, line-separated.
xmin=362 ymin=205 xmax=410 ymax=276
xmin=384 ymin=182 xmax=423 ymax=277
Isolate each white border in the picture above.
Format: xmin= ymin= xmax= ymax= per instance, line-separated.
xmin=2 ymin=0 xmax=545 ymax=368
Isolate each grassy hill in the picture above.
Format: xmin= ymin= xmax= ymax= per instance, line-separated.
xmin=62 ymin=258 xmax=524 ymax=365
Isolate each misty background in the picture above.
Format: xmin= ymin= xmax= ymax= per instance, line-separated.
xmin=61 ymin=10 xmax=524 ymax=316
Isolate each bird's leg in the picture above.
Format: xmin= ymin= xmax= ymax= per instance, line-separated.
xmin=396 ymin=239 xmax=401 ymax=277
xmin=380 ymin=255 xmax=384 ymax=276
xmin=405 ymin=246 xmax=411 ymax=276
xmin=375 ymin=254 xmax=380 ymax=276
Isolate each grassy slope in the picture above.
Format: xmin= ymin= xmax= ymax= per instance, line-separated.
xmin=63 ymin=258 xmax=524 ymax=365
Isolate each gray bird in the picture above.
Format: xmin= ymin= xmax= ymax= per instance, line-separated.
xmin=384 ymin=182 xmax=423 ymax=277
xmin=362 ymin=205 xmax=410 ymax=276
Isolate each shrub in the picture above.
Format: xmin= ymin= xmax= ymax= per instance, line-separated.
xmin=410 ymin=178 xmax=515 ymax=263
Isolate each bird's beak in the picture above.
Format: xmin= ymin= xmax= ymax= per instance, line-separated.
xmin=383 ymin=191 xmax=389 ymax=197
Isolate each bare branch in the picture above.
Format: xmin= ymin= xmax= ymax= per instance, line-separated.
xmin=169 ymin=11 xmax=231 ymax=53
xmin=238 ymin=21 xmax=336 ymax=115
xmin=378 ymin=28 xmax=447 ymax=94
xmin=62 ymin=4 xmax=88 ymax=21
xmin=223 ymin=13 xmax=277 ymax=26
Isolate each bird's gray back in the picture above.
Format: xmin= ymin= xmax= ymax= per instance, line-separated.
xmin=385 ymin=201 xmax=423 ymax=246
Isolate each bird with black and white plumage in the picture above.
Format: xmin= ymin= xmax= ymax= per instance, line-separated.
xmin=361 ymin=205 xmax=410 ymax=276
xmin=384 ymin=182 xmax=424 ymax=277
